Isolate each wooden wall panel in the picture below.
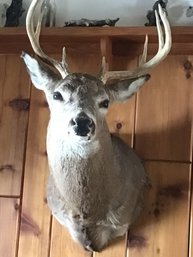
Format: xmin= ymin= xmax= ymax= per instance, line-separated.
xmin=94 ymin=238 xmax=127 ymax=257
xmin=0 ymin=198 xmax=20 ymax=257
xmin=0 ymin=45 xmax=191 ymax=257
xmin=0 ymin=55 xmax=30 ymax=196
xmin=106 ymin=98 xmax=135 ymax=146
xmin=66 ymin=50 xmax=101 ymax=75
xmin=135 ymin=55 xmax=193 ymax=162
xmin=128 ymin=162 xmax=191 ymax=257
xmin=106 ymin=56 xmax=137 ymax=146
xmin=18 ymin=88 xmax=51 ymax=257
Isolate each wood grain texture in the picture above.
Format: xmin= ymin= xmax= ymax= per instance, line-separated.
xmin=135 ymin=55 xmax=193 ymax=162
xmin=66 ymin=50 xmax=101 ymax=75
xmin=0 ymin=197 xmax=20 ymax=257
xmin=0 ymin=55 xmax=30 ymax=196
xmin=0 ymin=27 xmax=193 ymax=43
xmin=17 ymin=88 xmax=51 ymax=257
xmin=0 ymin=27 xmax=193 ymax=55
xmin=94 ymin=238 xmax=127 ymax=257
xmin=0 ymin=34 xmax=192 ymax=257
xmin=100 ymin=37 xmax=113 ymax=71
xmin=128 ymin=162 xmax=191 ymax=257
xmin=106 ymin=56 xmax=137 ymax=146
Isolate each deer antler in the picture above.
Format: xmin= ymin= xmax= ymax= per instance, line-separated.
xmin=26 ymin=0 xmax=69 ymax=78
xmin=101 ymin=4 xmax=172 ymax=83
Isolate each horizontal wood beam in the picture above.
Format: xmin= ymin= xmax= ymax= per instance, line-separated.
xmin=0 ymin=27 xmax=192 ymax=55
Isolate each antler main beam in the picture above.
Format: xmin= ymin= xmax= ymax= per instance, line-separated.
xmin=26 ymin=1 xmax=171 ymax=82
xmin=26 ymin=0 xmax=69 ymax=78
xmin=101 ymin=4 xmax=172 ymax=83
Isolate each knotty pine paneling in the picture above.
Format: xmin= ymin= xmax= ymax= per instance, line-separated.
xmin=128 ymin=162 xmax=191 ymax=257
xmin=0 ymin=55 xmax=30 ymax=196
xmin=17 ymin=88 xmax=51 ymax=257
xmin=135 ymin=55 xmax=193 ymax=162
xmin=0 ymin=198 xmax=20 ymax=257
xmin=0 ymin=45 xmax=192 ymax=257
xmin=106 ymin=56 xmax=137 ymax=147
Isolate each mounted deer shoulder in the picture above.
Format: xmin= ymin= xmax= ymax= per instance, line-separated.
xmin=21 ymin=0 xmax=171 ymax=252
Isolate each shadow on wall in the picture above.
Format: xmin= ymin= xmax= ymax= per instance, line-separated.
xmin=134 ymin=119 xmax=192 ymax=161
xmin=127 ymin=160 xmax=190 ymax=250
xmin=112 ymin=117 xmax=192 ymax=162
xmin=109 ymin=115 xmax=192 ymax=248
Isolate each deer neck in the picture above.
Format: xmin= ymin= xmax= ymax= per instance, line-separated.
xmin=46 ymin=120 xmax=116 ymax=200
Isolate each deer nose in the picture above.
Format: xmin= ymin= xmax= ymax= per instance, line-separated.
xmin=70 ymin=112 xmax=95 ymax=137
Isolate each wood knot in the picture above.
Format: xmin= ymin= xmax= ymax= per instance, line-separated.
xmin=14 ymin=202 xmax=20 ymax=211
xmin=153 ymin=207 xmax=160 ymax=218
xmin=157 ymin=248 xmax=160 ymax=254
xmin=9 ymin=98 xmax=30 ymax=111
xmin=0 ymin=164 xmax=15 ymax=173
xmin=21 ymin=213 xmax=41 ymax=236
xmin=116 ymin=122 xmax=122 ymax=130
xmin=183 ymin=60 xmax=193 ymax=79
xmin=128 ymin=234 xmax=146 ymax=248
xmin=158 ymin=184 xmax=185 ymax=199
xmin=184 ymin=60 xmax=192 ymax=70
xmin=43 ymin=197 xmax=48 ymax=204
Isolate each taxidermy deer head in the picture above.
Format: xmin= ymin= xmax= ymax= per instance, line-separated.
xmin=22 ymin=0 xmax=171 ymax=252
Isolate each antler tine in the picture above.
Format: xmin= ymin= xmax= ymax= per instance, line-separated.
xmin=26 ymin=0 xmax=69 ymax=78
xmin=139 ymin=34 xmax=148 ymax=66
xmin=101 ymin=4 xmax=172 ymax=83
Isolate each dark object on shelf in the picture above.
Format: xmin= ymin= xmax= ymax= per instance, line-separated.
xmin=145 ymin=0 xmax=168 ymax=26
xmin=186 ymin=6 xmax=193 ymax=18
xmin=5 ymin=0 xmax=25 ymax=27
xmin=64 ymin=18 xmax=119 ymax=27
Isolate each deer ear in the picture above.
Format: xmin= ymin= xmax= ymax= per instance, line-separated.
xmin=21 ymin=52 xmax=60 ymax=91
xmin=106 ymin=74 xmax=150 ymax=102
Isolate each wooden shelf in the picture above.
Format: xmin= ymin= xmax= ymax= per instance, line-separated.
xmin=0 ymin=26 xmax=193 ymax=55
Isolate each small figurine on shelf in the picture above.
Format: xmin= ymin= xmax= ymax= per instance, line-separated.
xmin=41 ymin=0 xmax=56 ymax=27
xmin=145 ymin=0 xmax=168 ymax=26
xmin=186 ymin=6 xmax=193 ymax=18
xmin=0 ymin=3 xmax=8 ymax=27
xmin=5 ymin=0 xmax=25 ymax=27
xmin=64 ymin=18 xmax=119 ymax=27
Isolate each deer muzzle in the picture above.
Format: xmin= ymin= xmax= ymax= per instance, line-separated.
xmin=70 ymin=112 xmax=95 ymax=137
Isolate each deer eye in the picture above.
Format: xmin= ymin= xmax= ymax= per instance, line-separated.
xmin=53 ymin=92 xmax=63 ymax=101
xmin=99 ymin=99 xmax=109 ymax=108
